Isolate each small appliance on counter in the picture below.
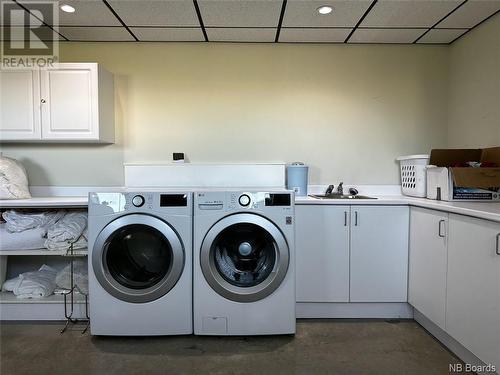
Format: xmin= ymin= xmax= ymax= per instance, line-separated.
xmin=286 ymin=162 xmax=308 ymax=196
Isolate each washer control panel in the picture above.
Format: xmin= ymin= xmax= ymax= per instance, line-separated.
xmin=90 ymin=192 xmax=192 ymax=215
xmin=132 ymin=195 xmax=145 ymax=207
xmin=238 ymin=194 xmax=251 ymax=207
xmin=124 ymin=192 xmax=154 ymax=211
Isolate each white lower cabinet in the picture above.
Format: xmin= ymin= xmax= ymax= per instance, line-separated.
xmin=409 ymin=207 xmax=448 ymax=329
xmin=350 ymin=206 xmax=409 ymax=302
xmin=295 ymin=205 xmax=350 ymax=302
xmin=295 ymin=205 xmax=409 ymax=303
xmin=446 ymin=214 xmax=500 ymax=369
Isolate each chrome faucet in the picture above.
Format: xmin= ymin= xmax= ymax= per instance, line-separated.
xmin=336 ymin=182 xmax=344 ymax=195
xmin=325 ymin=183 xmax=344 ymax=195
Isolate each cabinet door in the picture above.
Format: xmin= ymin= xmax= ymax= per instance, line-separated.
xmin=40 ymin=64 xmax=98 ymax=140
xmin=295 ymin=205 xmax=350 ymax=302
xmin=350 ymin=206 xmax=409 ymax=302
xmin=408 ymin=207 xmax=448 ymax=329
xmin=446 ymin=214 xmax=500 ymax=369
xmin=0 ymin=70 xmax=41 ymax=140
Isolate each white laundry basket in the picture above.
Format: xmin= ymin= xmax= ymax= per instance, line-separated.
xmin=396 ymin=155 xmax=430 ymax=197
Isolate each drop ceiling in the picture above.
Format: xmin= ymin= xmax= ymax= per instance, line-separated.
xmin=4 ymin=0 xmax=500 ymax=44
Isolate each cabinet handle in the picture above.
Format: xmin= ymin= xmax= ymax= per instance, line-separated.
xmin=344 ymin=211 xmax=347 ymax=226
xmin=40 ymin=99 xmax=46 ymax=103
xmin=354 ymin=211 xmax=358 ymax=226
xmin=496 ymin=233 xmax=500 ymax=255
xmin=438 ymin=220 xmax=446 ymax=238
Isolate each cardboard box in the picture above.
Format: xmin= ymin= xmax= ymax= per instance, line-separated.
xmin=426 ymin=147 xmax=500 ymax=201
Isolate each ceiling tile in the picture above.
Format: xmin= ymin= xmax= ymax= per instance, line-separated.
xmin=360 ymin=0 xmax=463 ymax=27
xmin=198 ymin=0 xmax=283 ymax=27
xmin=131 ymin=27 xmax=205 ymax=41
xmin=283 ymin=0 xmax=372 ymax=27
xmin=108 ymin=0 xmax=200 ymax=27
xmin=417 ymin=28 xmax=468 ymax=43
xmin=60 ymin=26 xmax=134 ymax=41
xmin=436 ymin=0 xmax=500 ymax=28
xmin=18 ymin=0 xmax=122 ymax=27
xmin=1 ymin=25 xmax=63 ymax=41
xmin=206 ymin=27 xmax=276 ymax=42
xmin=349 ymin=28 xmax=426 ymax=43
xmin=279 ymin=28 xmax=351 ymax=42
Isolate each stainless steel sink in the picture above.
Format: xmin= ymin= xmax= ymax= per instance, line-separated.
xmin=310 ymin=194 xmax=377 ymax=200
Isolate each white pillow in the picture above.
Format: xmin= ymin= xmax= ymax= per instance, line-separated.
xmin=0 ymin=156 xmax=31 ymax=199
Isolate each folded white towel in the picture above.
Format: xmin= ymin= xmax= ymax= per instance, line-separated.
xmin=45 ymin=228 xmax=88 ymax=251
xmin=0 ymin=223 xmax=46 ymax=251
xmin=44 ymin=212 xmax=88 ymax=251
xmin=2 ymin=276 xmax=20 ymax=292
xmin=2 ymin=210 xmax=65 ymax=233
xmin=12 ymin=265 xmax=57 ymax=299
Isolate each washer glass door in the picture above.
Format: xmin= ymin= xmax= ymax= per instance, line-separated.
xmin=93 ymin=214 xmax=184 ymax=303
xmin=201 ymin=213 xmax=289 ymax=302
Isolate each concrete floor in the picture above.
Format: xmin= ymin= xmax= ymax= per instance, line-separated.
xmin=0 ymin=320 xmax=469 ymax=375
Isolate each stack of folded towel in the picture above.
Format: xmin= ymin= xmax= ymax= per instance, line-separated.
xmin=0 ymin=210 xmax=88 ymax=251
xmin=2 ymin=263 xmax=88 ymax=299
xmin=2 ymin=265 xmax=58 ymax=299
xmin=45 ymin=212 xmax=88 ymax=251
xmin=2 ymin=210 xmax=65 ymax=233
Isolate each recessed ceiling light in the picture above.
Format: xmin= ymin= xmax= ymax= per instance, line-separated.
xmin=317 ymin=6 xmax=333 ymax=15
xmin=60 ymin=4 xmax=75 ymax=13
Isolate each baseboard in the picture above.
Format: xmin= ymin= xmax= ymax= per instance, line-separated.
xmin=414 ymin=309 xmax=498 ymax=375
xmin=0 ymin=302 xmax=88 ymax=321
xmin=296 ymin=302 xmax=414 ymax=319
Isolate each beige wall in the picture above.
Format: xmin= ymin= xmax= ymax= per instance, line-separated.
xmin=448 ymin=13 xmax=500 ymax=148
xmin=2 ymin=42 xmax=450 ymax=186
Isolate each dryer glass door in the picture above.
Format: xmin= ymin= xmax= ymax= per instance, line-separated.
xmin=93 ymin=214 xmax=185 ymax=303
xmin=201 ymin=213 xmax=289 ymax=303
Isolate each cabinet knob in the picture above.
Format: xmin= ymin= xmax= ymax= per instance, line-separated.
xmin=40 ymin=99 xmax=46 ymax=103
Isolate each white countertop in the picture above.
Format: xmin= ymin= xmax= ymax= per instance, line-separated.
xmin=0 ymin=196 xmax=88 ymax=208
xmin=296 ymin=195 xmax=500 ymax=223
xmin=1 ymin=194 xmax=499 ymax=223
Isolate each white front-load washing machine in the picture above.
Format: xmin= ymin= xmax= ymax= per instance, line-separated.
xmin=88 ymin=191 xmax=192 ymax=336
xmin=193 ymin=190 xmax=295 ymax=335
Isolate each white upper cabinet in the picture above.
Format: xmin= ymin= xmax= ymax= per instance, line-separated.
xmin=350 ymin=206 xmax=409 ymax=302
xmin=446 ymin=214 xmax=500 ymax=370
xmin=295 ymin=205 xmax=350 ymax=302
xmin=0 ymin=63 xmax=114 ymax=143
xmin=0 ymin=70 xmax=41 ymax=140
xmin=408 ymin=207 xmax=448 ymax=329
xmin=41 ymin=65 xmax=95 ymax=140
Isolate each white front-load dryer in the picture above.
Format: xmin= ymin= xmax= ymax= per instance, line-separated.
xmin=193 ymin=191 xmax=295 ymax=336
xmin=88 ymin=191 xmax=192 ymax=336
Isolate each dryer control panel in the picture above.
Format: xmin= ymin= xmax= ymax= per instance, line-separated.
xmin=196 ymin=191 xmax=293 ymax=212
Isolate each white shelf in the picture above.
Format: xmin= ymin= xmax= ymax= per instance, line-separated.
xmin=0 ymin=196 xmax=88 ymax=208
xmin=0 ymin=291 xmax=86 ymax=304
xmin=0 ymin=248 xmax=88 ymax=256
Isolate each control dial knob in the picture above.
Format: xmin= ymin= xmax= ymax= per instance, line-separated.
xmin=132 ymin=195 xmax=145 ymax=207
xmin=238 ymin=194 xmax=251 ymax=207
